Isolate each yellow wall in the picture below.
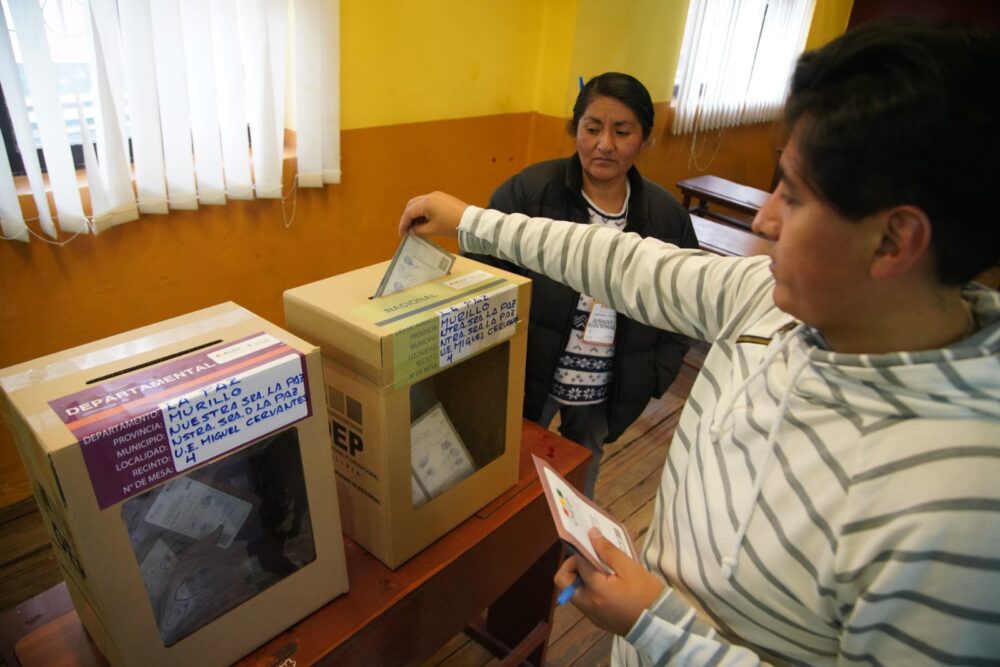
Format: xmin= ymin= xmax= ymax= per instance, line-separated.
xmin=337 ymin=0 xmax=851 ymax=127
xmin=806 ymin=0 xmax=854 ymax=50
xmin=0 ymin=1 xmax=849 ymax=507
xmin=568 ymin=0 xmax=691 ymax=107
xmin=340 ymin=0 xmax=578 ymax=129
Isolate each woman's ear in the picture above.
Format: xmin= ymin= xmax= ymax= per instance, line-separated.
xmin=870 ymin=205 xmax=932 ymax=280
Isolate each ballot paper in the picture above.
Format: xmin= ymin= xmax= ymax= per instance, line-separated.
xmin=411 ymin=403 xmax=476 ymax=507
xmin=375 ymin=233 xmax=456 ymax=297
xmin=138 ymin=539 xmax=178 ymax=603
xmin=533 ymin=454 xmax=636 ymax=573
xmin=143 ymin=477 xmax=252 ymax=548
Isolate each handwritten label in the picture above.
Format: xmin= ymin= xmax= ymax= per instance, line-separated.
xmin=438 ymin=285 xmax=518 ymax=366
xmin=48 ymin=334 xmax=311 ymax=508
xmin=390 ymin=285 xmax=518 ymax=388
xmin=159 ymin=354 xmax=308 ymax=472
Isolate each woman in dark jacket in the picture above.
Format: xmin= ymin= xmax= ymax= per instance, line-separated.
xmin=468 ymin=72 xmax=698 ymax=498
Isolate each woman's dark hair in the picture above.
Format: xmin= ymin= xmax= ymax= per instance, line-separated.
xmin=569 ymin=72 xmax=655 ymax=140
xmin=786 ymin=19 xmax=999 ymax=285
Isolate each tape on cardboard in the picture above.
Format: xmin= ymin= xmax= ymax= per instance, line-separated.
xmin=0 ymin=307 xmax=254 ymax=393
xmin=353 ymin=270 xmax=520 ymax=389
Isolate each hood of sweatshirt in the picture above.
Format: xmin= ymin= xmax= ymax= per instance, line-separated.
xmin=791 ymin=283 xmax=1000 ymax=421
xmin=714 ymin=283 xmax=1000 ymax=580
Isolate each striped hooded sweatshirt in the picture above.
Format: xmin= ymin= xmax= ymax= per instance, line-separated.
xmin=458 ymin=206 xmax=1000 ymax=666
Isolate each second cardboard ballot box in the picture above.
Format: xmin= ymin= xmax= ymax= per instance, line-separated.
xmin=0 ymin=303 xmax=349 ymax=667
xmin=284 ymin=255 xmax=530 ymax=568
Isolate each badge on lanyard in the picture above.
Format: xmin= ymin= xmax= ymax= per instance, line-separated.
xmin=582 ymin=302 xmax=617 ymax=346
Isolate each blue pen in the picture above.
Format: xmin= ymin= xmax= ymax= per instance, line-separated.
xmin=557 ymin=575 xmax=582 ymax=605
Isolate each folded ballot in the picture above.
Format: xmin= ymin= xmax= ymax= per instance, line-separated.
xmin=374 ymin=234 xmax=455 ymax=297
xmin=410 ymin=402 xmax=477 ymax=508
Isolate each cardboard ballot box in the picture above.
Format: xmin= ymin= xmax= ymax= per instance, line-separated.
xmin=284 ymin=255 xmax=530 ymax=568
xmin=0 ymin=303 xmax=349 ymax=667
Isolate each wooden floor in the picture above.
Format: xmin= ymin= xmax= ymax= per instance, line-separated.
xmin=0 ymin=344 xmax=704 ymax=667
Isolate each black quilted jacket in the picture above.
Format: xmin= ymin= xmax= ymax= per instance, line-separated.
xmin=465 ymin=154 xmax=699 ymax=441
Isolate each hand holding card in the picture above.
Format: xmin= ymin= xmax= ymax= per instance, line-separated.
xmin=533 ymin=454 xmax=636 ymax=574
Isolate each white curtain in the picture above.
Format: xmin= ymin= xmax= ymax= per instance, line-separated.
xmin=295 ymin=0 xmax=339 ymax=186
xmin=0 ymin=0 xmax=341 ymax=243
xmin=672 ymin=0 xmax=816 ymax=135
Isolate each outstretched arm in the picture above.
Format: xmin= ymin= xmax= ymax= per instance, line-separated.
xmin=398 ymin=193 xmax=774 ymax=342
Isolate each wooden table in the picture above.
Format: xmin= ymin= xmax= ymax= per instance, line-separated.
xmin=0 ymin=421 xmax=590 ymax=667
xmin=677 ymin=174 xmax=771 ymax=230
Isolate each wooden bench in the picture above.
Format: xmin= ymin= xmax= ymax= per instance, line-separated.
xmin=691 ymin=214 xmax=770 ymax=257
xmin=677 ymin=175 xmax=770 ymax=231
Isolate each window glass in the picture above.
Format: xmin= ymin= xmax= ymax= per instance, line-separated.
xmin=120 ymin=427 xmax=316 ymax=646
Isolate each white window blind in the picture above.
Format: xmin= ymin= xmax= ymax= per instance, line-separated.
xmin=0 ymin=0 xmax=341 ymax=244
xmin=672 ymin=0 xmax=816 ymax=135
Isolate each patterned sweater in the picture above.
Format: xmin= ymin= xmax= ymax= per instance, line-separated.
xmin=458 ymin=206 xmax=1000 ymax=666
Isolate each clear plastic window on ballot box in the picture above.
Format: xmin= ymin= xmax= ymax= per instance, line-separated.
xmin=410 ymin=342 xmax=510 ymax=509
xmin=120 ymin=426 xmax=316 ymax=646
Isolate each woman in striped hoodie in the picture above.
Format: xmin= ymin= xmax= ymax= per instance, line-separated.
xmin=399 ymin=20 xmax=1000 ymax=666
